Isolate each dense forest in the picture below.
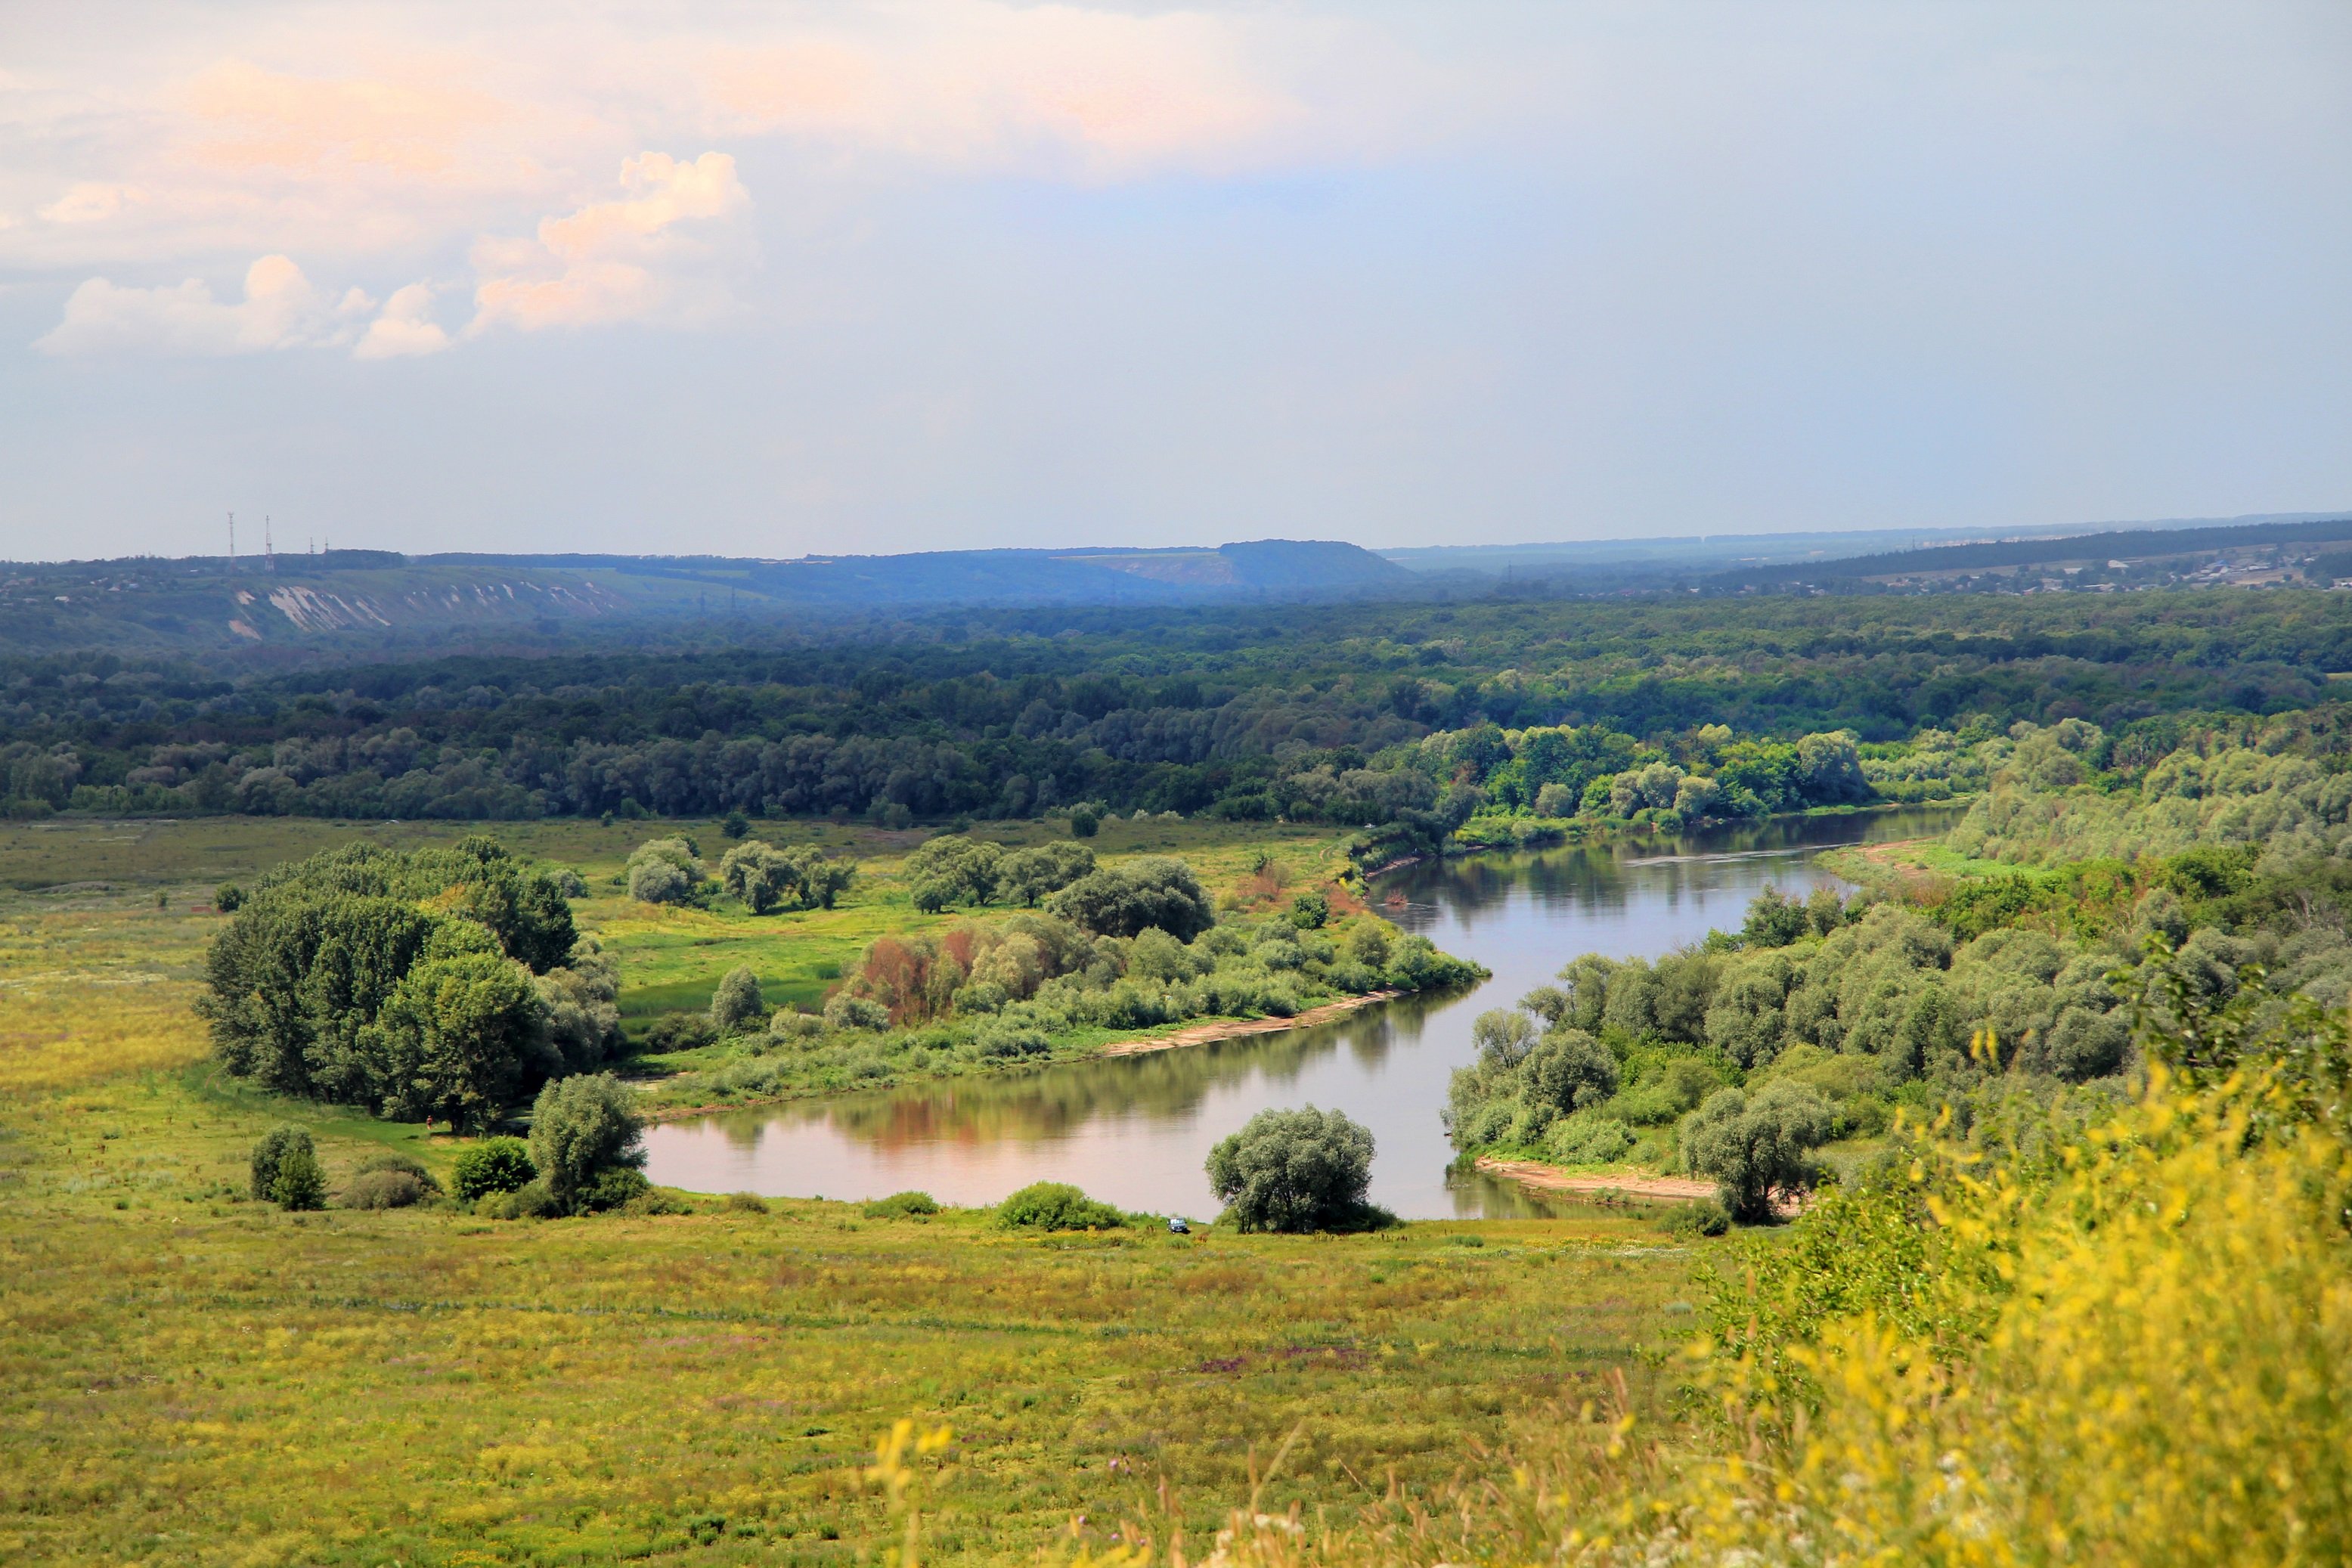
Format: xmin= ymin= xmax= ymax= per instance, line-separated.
xmin=6 ymin=592 xmax=2347 ymax=850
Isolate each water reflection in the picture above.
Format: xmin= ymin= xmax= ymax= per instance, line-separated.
xmin=643 ymin=807 xmax=1963 ymax=1218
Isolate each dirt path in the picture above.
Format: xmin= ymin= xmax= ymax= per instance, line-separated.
xmin=1475 ymin=1157 xmax=1720 ymax=1204
xmin=1100 ymin=991 xmax=1400 ymax=1056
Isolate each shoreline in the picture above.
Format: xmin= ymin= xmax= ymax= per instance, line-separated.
xmin=1474 ymin=1155 xmax=1719 ymax=1205
xmin=1099 ymin=990 xmax=1400 ymax=1056
xmin=637 ymin=988 xmax=1411 ymax=1122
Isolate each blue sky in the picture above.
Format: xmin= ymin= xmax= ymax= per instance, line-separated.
xmin=2 ymin=1 xmax=2347 ymax=560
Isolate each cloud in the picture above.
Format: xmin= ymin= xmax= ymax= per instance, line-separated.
xmin=468 ymin=152 xmax=751 ymax=334
xmin=355 ymin=283 xmax=450 ymax=358
xmin=35 ymin=254 xmax=372 ymax=355
xmin=699 ymin=3 xmax=1314 ymax=178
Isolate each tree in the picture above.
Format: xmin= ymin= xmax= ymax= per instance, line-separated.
xmin=1743 ymin=885 xmax=1812 ymax=947
xmin=1046 ymin=857 xmax=1215 ymax=941
xmin=996 ymin=843 xmax=1095 ymax=906
xmin=528 ymin=1073 xmax=646 ymax=1215
xmin=451 ymin=1136 xmax=537 ymax=1201
xmin=1068 ymin=807 xmax=1100 ymax=838
xmin=720 ymin=841 xmax=795 ymax=913
xmin=1522 ymin=1027 xmax=1619 ymax=1114
xmin=1680 ymin=1081 xmax=1834 ymax=1223
xmin=626 ymin=837 xmax=702 ymax=903
xmin=250 ymin=1125 xmax=316 ymax=1203
xmin=213 ymin=882 xmax=245 ymax=913
xmin=709 ymin=965 xmax=765 ymax=1031
xmin=376 ymin=950 xmax=545 ymax=1130
xmin=721 ymin=841 xmax=856 ymax=914
xmin=268 ymin=1142 xmax=327 ymax=1210
xmin=905 ymin=835 xmax=1002 ymax=913
xmin=1346 ymin=919 xmax=1393 ymax=968
xmin=1206 ymin=1105 xmax=1377 ymax=1232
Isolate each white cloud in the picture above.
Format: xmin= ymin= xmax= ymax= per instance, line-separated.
xmin=468 ymin=152 xmax=751 ymax=334
xmin=35 ymin=254 xmax=371 ymax=355
xmin=354 ymin=282 xmax=450 ymax=358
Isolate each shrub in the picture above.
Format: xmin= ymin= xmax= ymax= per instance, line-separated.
xmin=721 ymin=809 xmax=749 ymax=839
xmin=724 ymin=1190 xmax=770 ymax=1213
xmin=864 ymin=1190 xmax=941 ymax=1219
xmin=1068 ymin=807 xmax=1100 ymax=838
xmin=1542 ymin=1113 xmax=1635 ymax=1166
xmin=340 ymin=1167 xmax=435 ymax=1209
xmin=996 ymin=1181 xmax=1125 ymax=1232
xmin=1205 ymin=1105 xmax=1377 ymax=1233
xmin=1663 ymin=1195 xmax=1732 ymax=1237
xmin=451 ymin=1136 xmax=536 ymax=1201
xmin=485 ymin=1179 xmax=562 ymax=1219
xmin=1290 ymin=891 xmax=1330 ymax=930
xmin=1679 ymin=1081 xmax=1835 ymax=1223
xmin=579 ymin=1167 xmax=652 ymax=1213
xmin=1345 ymin=919 xmax=1393 ymax=968
xmin=528 ymin=1073 xmax=646 ymax=1214
xmin=646 ymin=1010 xmax=720 ymax=1051
xmin=824 ymin=994 xmax=891 ymax=1031
xmin=212 ymin=882 xmax=245 ymax=913
xmin=708 ymin=966 xmax=765 ymax=1031
xmin=249 ymin=1126 xmax=314 ymax=1202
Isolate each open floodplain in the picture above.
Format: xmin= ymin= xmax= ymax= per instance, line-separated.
xmin=0 ymin=814 xmax=1697 ymax=1566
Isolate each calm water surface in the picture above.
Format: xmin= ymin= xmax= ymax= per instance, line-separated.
xmin=641 ymin=809 xmax=1960 ymax=1218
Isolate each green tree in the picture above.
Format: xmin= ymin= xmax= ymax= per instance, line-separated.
xmin=268 ymin=1142 xmax=327 ymax=1210
xmin=905 ymin=836 xmax=1003 ymax=913
xmin=709 ymin=965 xmax=765 ymax=1031
xmin=1681 ymin=1081 xmax=1835 ymax=1223
xmin=1206 ymin=1105 xmax=1377 ymax=1233
xmin=995 ymin=843 xmax=1095 ymax=906
xmin=1046 ymin=857 xmax=1215 ymax=940
xmin=377 ymin=950 xmax=545 ymax=1130
xmin=626 ymin=838 xmax=702 ymax=903
xmin=249 ymin=1126 xmax=315 ymax=1202
xmin=528 ymin=1072 xmax=646 ymax=1214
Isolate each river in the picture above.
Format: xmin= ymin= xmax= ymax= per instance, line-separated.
xmin=640 ymin=808 xmax=1960 ymax=1219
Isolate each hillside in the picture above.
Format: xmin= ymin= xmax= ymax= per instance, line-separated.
xmin=0 ymin=540 xmax=1409 ymax=655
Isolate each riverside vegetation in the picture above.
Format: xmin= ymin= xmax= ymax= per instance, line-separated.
xmin=8 ymin=588 xmax=2352 ymax=1562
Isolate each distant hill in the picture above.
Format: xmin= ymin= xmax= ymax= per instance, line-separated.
xmin=0 ymin=539 xmax=1410 ymax=655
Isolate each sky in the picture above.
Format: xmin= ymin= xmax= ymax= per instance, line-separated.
xmin=2 ymin=1 xmax=2347 ymax=562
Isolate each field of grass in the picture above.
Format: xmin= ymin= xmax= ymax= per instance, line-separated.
xmin=0 ymin=815 xmax=1707 ymax=1565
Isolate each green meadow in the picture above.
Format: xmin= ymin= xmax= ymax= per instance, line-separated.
xmin=0 ymin=814 xmax=1709 ymax=1566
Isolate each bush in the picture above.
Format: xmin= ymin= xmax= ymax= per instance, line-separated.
xmin=1346 ymin=919 xmax=1393 ymax=969
xmin=528 ymin=1073 xmax=646 ymax=1214
xmin=824 ymin=993 xmax=891 ymax=1031
xmin=1663 ymin=1195 xmax=1732 ymax=1237
xmin=340 ymin=1167 xmax=435 ymax=1209
xmin=1679 ymin=1081 xmax=1835 ymax=1223
xmin=1205 ymin=1105 xmax=1377 ymax=1233
xmin=451 ymin=1136 xmax=537 ymax=1201
xmin=996 ymin=1181 xmax=1125 ymax=1232
xmin=724 ymin=1190 xmax=770 ymax=1213
xmin=212 ymin=882 xmax=245 ymax=913
xmin=906 ymin=835 xmax=1003 ymax=913
xmin=1289 ymin=890 xmax=1330 ymax=929
xmin=484 ymin=1178 xmax=562 ymax=1219
xmin=721 ymin=809 xmax=749 ymax=839
xmin=864 ymin=1190 xmax=942 ymax=1219
xmin=249 ymin=1126 xmax=314 ymax=1202
xmin=579 ymin=1167 xmax=652 ymax=1213
xmin=1068 ymin=807 xmax=1100 ymax=838
xmin=708 ymin=966 xmax=765 ymax=1031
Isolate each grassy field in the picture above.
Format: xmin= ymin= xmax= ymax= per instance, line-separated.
xmin=0 ymin=813 xmax=1712 ymax=1564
